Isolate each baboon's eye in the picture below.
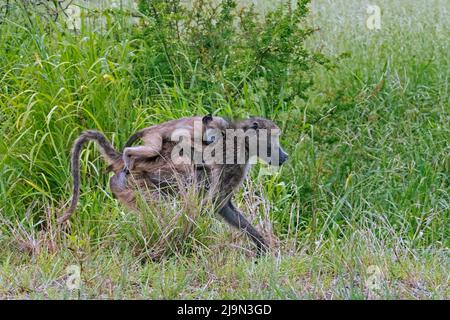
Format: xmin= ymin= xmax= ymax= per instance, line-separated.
xmin=205 ymin=128 xmax=219 ymax=145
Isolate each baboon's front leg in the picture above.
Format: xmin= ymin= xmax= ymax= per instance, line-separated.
xmin=218 ymin=200 xmax=268 ymax=256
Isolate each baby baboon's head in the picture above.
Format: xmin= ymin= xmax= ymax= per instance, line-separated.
xmin=202 ymin=115 xmax=230 ymax=145
xmin=235 ymin=117 xmax=289 ymax=166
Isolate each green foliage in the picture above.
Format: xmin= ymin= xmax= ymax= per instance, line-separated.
xmin=134 ymin=0 xmax=325 ymax=116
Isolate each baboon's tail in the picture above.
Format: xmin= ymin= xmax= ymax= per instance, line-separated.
xmin=58 ymin=130 xmax=121 ymax=224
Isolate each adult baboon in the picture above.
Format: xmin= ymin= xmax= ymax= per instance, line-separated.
xmin=60 ymin=117 xmax=288 ymax=255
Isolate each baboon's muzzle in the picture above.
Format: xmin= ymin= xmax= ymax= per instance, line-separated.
xmin=278 ymin=148 xmax=289 ymax=165
xmin=268 ymin=148 xmax=289 ymax=166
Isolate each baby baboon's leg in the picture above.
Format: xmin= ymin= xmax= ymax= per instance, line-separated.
xmin=122 ymin=134 xmax=163 ymax=171
xmin=218 ymin=200 xmax=268 ymax=256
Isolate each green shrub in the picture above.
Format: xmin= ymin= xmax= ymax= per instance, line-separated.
xmin=134 ymin=0 xmax=327 ymax=116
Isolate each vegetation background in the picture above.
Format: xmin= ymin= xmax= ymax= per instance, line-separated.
xmin=0 ymin=0 xmax=448 ymax=299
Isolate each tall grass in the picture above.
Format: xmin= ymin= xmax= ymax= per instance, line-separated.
xmin=0 ymin=0 xmax=448 ymax=299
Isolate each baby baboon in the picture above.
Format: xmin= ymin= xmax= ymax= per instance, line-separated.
xmin=121 ymin=115 xmax=228 ymax=171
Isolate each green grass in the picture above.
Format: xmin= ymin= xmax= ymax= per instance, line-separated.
xmin=0 ymin=0 xmax=449 ymax=299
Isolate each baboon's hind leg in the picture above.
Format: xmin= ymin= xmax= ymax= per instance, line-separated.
xmin=218 ymin=200 xmax=268 ymax=256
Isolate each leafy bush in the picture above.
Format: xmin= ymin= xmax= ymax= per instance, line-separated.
xmin=134 ymin=0 xmax=326 ymax=116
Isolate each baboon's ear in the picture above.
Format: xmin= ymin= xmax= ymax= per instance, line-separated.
xmin=250 ymin=121 xmax=259 ymax=130
xmin=243 ymin=121 xmax=259 ymax=132
xmin=202 ymin=114 xmax=213 ymax=124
